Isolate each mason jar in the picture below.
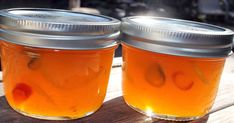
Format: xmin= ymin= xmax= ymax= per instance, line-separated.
xmin=121 ymin=16 xmax=233 ymax=121
xmin=0 ymin=8 xmax=120 ymax=120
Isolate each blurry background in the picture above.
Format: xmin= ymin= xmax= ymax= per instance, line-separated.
xmin=1 ymin=0 xmax=234 ymax=57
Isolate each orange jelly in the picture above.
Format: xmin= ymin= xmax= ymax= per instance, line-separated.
xmin=121 ymin=16 xmax=233 ymax=121
xmin=0 ymin=8 xmax=120 ymax=120
xmin=1 ymin=42 xmax=116 ymax=119
xmin=122 ymin=44 xmax=225 ymax=118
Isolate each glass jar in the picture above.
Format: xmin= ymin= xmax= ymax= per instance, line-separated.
xmin=0 ymin=8 xmax=120 ymax=120
xmin=121 ymin=16 xmax=233 ymax=121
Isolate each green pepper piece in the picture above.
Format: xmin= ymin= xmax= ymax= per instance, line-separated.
xmin=145 ymin=63 xmax=166 ymax=87
xmin=192 ymin=62 xmax=208 ymax=84
xmin=27 ymin=52 xmax=41 ymax=70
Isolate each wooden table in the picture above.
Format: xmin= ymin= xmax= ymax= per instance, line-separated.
xmin=0 ymin=56 xmax=234 ymax=123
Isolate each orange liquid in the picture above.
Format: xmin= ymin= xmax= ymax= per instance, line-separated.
xmin=1 ymin=42 xmax=116 ymax=119
xmin=122 ymin=44 xmax=225 ymax=118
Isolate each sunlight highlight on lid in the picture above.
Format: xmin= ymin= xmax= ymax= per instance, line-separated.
xmin=131 ymin=16 xmax=160 ymax=25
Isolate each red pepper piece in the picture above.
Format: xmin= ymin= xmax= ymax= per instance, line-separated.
xmin=172 ymin=72 xmax=194 ymax=90
xmin=12 ymin=83 xmax=32 ymax=104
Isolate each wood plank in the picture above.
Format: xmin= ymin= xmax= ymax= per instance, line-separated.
xmin=207 ymin=106 xmax=234 ymax=123
xmin=0 ymin=71 xmax=2 ymax=83
xmin=0 ymin=83 xmax=3 ymax=96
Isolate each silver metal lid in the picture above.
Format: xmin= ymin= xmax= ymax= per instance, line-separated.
xmin=0 ymin=8 xmax=121 ymax=49
xmin=121 ymin=16 xmax=234 ymax=58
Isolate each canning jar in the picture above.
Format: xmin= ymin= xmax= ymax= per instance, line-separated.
xmin=121 ymin=16 xmax=233 ymax=121
xmin=0 ymin=8 xmax=120 ymax=120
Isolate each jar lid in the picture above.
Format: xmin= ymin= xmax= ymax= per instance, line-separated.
xmin=0 ymin=8 xmax=121 ymax=50
xmin=121 ymin=16 xmax=234 ymax=58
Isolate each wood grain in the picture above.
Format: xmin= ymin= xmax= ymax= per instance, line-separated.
xmin=0 ymin=55 xmax=234 ymax=123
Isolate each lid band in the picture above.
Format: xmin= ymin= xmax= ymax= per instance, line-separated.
xmin=121 ymin=16 xmax=234 ymax=58
xmin=0 ymin=8 xmax=121 ymax=49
